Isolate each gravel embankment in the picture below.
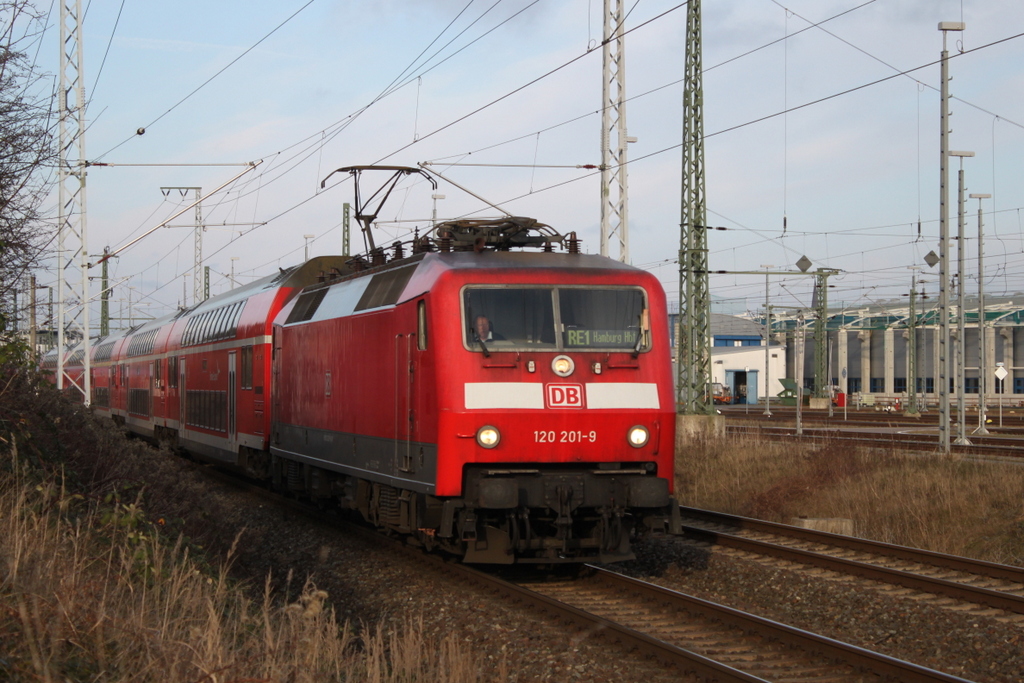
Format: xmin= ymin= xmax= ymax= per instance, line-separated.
xmin=623 ymin=537 xmax=1024 ymax=683
xmin=154 ymin=460 xmax=1024 ymax=683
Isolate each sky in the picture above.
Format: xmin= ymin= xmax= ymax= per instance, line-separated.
xmin=27 ymin=0 xmax=1024 ymax=329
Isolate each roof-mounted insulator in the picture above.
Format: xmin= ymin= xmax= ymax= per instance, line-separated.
xmin=392 ymin=241 xmax=404 ymax=261
xmin=567 ymin=232 xmax=580 ymax=254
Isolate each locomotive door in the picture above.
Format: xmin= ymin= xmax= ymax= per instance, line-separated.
xmin=227 ymin=351 xmax=237 ymax=446
xmin=395 ymin=332 xmax=414 ymax=474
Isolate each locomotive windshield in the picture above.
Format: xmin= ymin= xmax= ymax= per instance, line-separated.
xmin=462 ymin=286 xmax=649 ymax=352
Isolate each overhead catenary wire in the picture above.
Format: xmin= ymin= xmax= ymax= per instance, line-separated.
xmin=93 ymin=0 xmax=317 ymax=162
xmin=96 ymin=7 xmax=1024 ymax=318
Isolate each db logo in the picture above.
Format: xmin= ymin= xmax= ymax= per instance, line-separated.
xmin=546 ymin=383 xmax=585 ymax=408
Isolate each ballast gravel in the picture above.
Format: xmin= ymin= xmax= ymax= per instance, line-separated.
xmin=155 ymin=462 xmax=1024 ymax=683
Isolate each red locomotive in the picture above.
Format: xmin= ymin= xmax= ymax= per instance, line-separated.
xmin=43 ymin=170 xmax=680 ymax=564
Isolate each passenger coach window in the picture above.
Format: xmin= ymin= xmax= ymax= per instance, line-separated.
xmin=559 ymin=288 xmax=648 ymax=350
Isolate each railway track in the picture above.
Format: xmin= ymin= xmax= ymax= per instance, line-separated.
xmin=679 ymin=506 xmax=1024 ymax=621
xmin=507 ymin=566 xmax=972 ymax=682
xmin=199 ymin=464 xmax=981 ymax=682
xmin=726 ymin=422 xmax=1024 ymax=459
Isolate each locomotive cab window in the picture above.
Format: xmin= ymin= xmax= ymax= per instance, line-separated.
xmin=462 ymin=286 xmax=649 ymax=352
xmin=463 ymin=288 xmax=556 ymax=349
xmin=559 ymin=288 xmax=648 ymax=351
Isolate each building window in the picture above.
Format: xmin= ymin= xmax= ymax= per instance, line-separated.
xmin=869 ymin=378 xmax=884 ymax=393
xmin=848 ymin=378 xmax=862 ymax=393
xmin=916 ymin=377 xmax=934 ymax=393
xmin=1014 ymin=378 xmax=1024 ymax=394
xmin=964 ymin=377 xmax=979 ymax=394
xmin=894 ymin=377 xmax=907 ymax=393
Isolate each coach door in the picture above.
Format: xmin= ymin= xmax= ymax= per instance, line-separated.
xmin=227 ymin=351 xmax=237 ymax=446
xmin=147 ymin=362 xmax=154 ymax=418
xmin=179 ymin=357 xmax=187 ymax=436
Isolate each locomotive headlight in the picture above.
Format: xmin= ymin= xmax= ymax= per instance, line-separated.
xmin=477 ymin=425 xmax=501 ymax=449
xmin=627 ymin=425 xmax=649 ymax=448
xmin=551 ymin=355 xmax=575 ymax=377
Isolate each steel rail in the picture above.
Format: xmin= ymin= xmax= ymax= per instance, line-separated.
xmin=727 ymin=423 xmax=1024 ymax=458
xmin=681 ymin=507 xmax=1024 ymax=613
xmin=573 ymin=567 xmax=974 ymax=683
xmin=198 ymin=463 xmax=974 ymax=682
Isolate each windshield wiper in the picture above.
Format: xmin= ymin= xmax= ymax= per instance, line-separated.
xmin=477 ymin=337 xmax=491 ymax=357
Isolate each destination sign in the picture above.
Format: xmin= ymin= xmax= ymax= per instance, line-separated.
xmin=565 ymin=328 xmax=638 ymax=347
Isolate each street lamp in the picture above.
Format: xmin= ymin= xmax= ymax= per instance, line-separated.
xmin=950 ymin=150 xmax=973 ymax=446
xmin=303 ymin=234 xmax=315 ymax=262
xmin=970 ymin=192 xmax=992 ymax=435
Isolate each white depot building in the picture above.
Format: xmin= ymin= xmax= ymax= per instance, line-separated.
xmin=678 ymin=297 xmax=1024 ymax=408
xmin=670 ymin=313 xmax=787 ymax=405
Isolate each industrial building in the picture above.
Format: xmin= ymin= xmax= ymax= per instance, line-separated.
xmin=692 ymin=296 xmax=1024 ymax=408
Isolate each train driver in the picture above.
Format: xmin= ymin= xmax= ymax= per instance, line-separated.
xmin=473 ymin=315 xmax=504 ymax=342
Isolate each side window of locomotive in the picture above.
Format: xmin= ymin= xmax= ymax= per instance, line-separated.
xmin=417 ymin=301 xmax=427 ymax=351
xmin=558 ymin=288 xmax=648 ymax=351
xmin=463 ymin=288 xmax=556 ymax=349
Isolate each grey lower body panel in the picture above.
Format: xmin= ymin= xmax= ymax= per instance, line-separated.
xmin=271 ymin=422 xmax=438 ymax=495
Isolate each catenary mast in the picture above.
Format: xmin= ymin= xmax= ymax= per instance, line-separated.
xmin=57 ymin=0 xmax=90 ymax=404
xmin=677 ymin=0 xmax=711 ymax=415
xmin=599 ymin=0 xmax=631 ymax=263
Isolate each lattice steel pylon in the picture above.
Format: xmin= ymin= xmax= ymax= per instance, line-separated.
xmin=599 ymin=0 xmax=630 ymax=263
xmin=813 ymin=269 xmax=837 ymax=398
xmin=56 ymin=0 xmax=90 ymax=403
xmin=677 ymin=0 xmax=711 ymax=415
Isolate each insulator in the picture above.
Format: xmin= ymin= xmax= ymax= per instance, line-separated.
xmin=567 ymin=232 xmax=580 ymax=254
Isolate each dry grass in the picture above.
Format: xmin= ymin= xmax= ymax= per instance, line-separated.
xmin=0 ymin=442 xmax=481 ymax=682
xmin=676 ymin=432 xmax=1024 ymax=566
